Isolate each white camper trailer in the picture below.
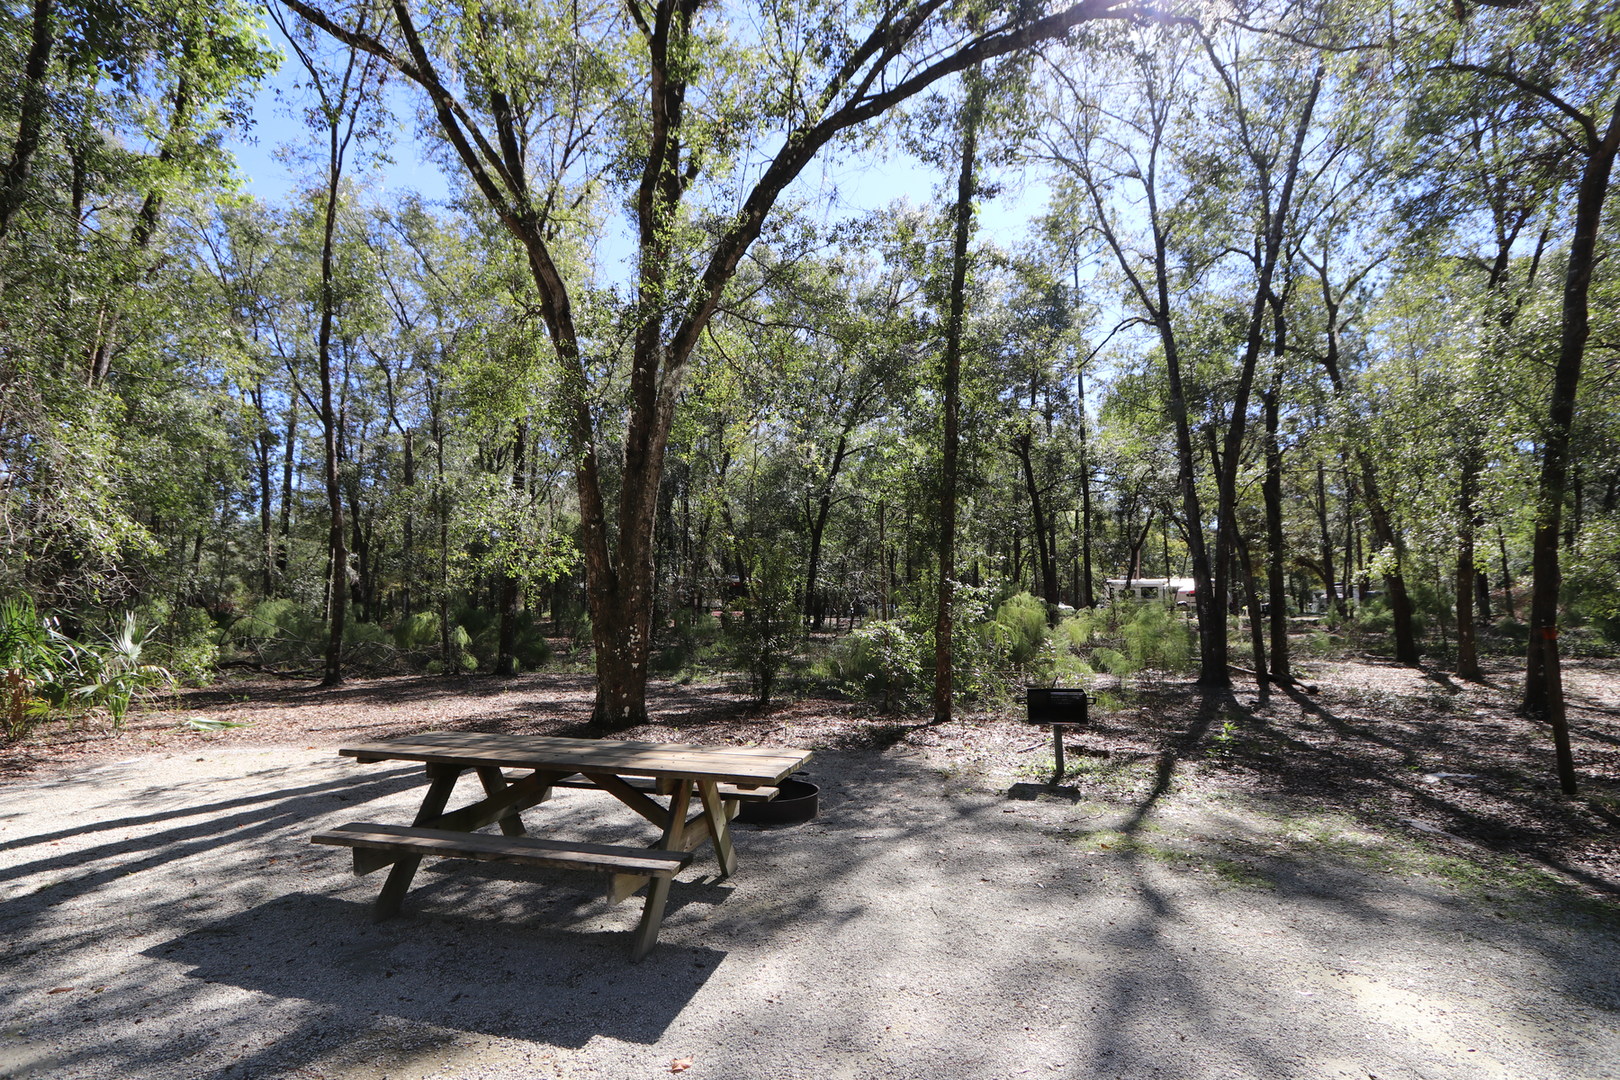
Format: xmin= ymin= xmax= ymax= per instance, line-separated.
xmin=1103 ymin=577 xmax=1197 ymax=607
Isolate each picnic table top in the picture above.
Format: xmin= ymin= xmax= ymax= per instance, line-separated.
xmin=339 ymin=730 xmax=811 ymax=787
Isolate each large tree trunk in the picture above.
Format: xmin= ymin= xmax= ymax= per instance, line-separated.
xmin=0 ymin=0 xmax=54 ymax=245
xmin=933 ymin=74 xmax=982 ymax=725
xmin=1522 ymin=97 xmax=1620 ymax=785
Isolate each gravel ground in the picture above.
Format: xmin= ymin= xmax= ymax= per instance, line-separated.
xmin=3 ymin=720 xmax=1618 ymax=1080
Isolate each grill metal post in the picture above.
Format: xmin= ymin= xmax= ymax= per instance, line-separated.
xmin=1025 ymin=688 xmax=1092 ymax=786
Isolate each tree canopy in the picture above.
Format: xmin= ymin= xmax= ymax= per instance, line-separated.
xmin=1 ymin=0 xmax=1616 ymax=789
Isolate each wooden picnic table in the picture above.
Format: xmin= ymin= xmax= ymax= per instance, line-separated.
xmin=312 ymin=731 xmax=813 ymax=960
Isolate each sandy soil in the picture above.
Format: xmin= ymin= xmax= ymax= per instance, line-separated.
xmin=1 ymin=657 xmax=1617 ymax=1079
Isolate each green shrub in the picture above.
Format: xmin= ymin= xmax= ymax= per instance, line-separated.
xmin=425 ymin=624 xmax=479 ymax=674
xmin=653 ymin=609 xmax=719 ymax=675
xmin=393 ymin=610 xmax=441 ymax=653
xmin=513 ymin=611 xmax=552 ymax=669
xmin=834 ymin=619 xmax=922 ymax=713
xmin=949 ymin=581 xmax=1014 ymax=703
xmin=228 ymin=599 xmax=323 ymax=667
xmin=1092 ymin=646 xmax=1133 ymax=677
xmin=1032 ymin=613 xmax=1097 ymax=686
xmin=1305 ymin=628 xmax=1340 ymax=658
xmin=1353 ymin=598 xmax=1393 ymax=635
xmin=1494 ymin=618 xmax=1529 ymax=644
xmin=1121 ymin=602 xmax=1194 ymax=674
xmin=341 ymin=621 xmax=396 ymax=672
xmin=1566 ymin=520 xmax=1620 ymax=643
xmin=991 ymin=592 xmax=1049 ymax=666
xmin=727 ymin=542 xmax=798 ymax=705
xmin=150 ymin=606 xmax=220 ymax=687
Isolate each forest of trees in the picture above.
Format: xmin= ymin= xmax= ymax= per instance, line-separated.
xmin=1 ymin=0 xmax=1616 ymax=765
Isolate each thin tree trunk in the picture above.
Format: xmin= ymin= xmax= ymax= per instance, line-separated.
xmin=933 ymin=72 xmax=982 ymax=725
xmin=401 ymin=428 xmax=415 ymax=618
xmin=1014 ymin=430 xmax=1059 ymax=615
xmin=1077 ymin=356 xmax=1095 ymax=608
xmin=251 ymin=384 xmax=275 ymax=597
xmin=318 ymin=179 xmax=347 ymax=685
xmin=1315 ymin=463 xmax=1344 ymax=618
xmin=1238 ymin=535 xmax=1267 ymax=693
xmin=1207 ymin=60 xmax=1322 ymax=688
xmin=87 ymin=76 xmax=192 ymax=385
xmin=1359 ymin=453 xmax=1420 ymax=663
xmin=805 ymin=432 xmax=851 ymax=631
xmin=878 ymin=501 xmax=889 ymax=620
xmin=1262 ymin=377 xmax=1289 ymax=681
xmin=1314 ymin=258 xmax=1419 ymax=657
xmin=1498 ymin=525 xmax=1515 ymax=620
xmin=1456 ymin=456 xmax=1483 ymax=680
xmin=433 ymin=387 xmax=452 ymax=666
xmin=277 ymin=396 xmax=297 ymax=591
xmin=495 ymin=417 xmax=528 ymax=676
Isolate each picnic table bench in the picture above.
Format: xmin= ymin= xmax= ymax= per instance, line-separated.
xmin=312 ymin=731 xmax=813 ymax=960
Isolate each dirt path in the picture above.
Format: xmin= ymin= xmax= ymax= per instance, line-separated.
xmin=2 ymin=660 xmax=1618 ymax=1079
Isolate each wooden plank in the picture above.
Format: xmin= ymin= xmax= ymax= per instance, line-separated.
xmin=697 ymin=778 xmax=737 ymax=877
xmin=551 ymin=775 xmax=779 ymax=803
xmin=476 ymin=766 xmax=529 ymax=836
xmin=629 ymin=779 xmax=694 ymax=962
xmin=580 ymin=772 xmax=672 ymax=828
xmin=338 ymin=732 xmax=811 ymax=787
xmin=364 ymin=740 xmax=804 ymax=784
xmin=313 ymin=823 xmax=692 ymax=877
xmin=425 ymin=770 xmax=561 ymax=834
xmin=380 ymin=730 xmax=800 ymax=759
xmin=608 ymin=872 xmax=650 ymax=905
xmin=338 ymin=731 xmax=808 ymax=769
xmin=353 ymin=849 xmax=397 ymax=875
xmin=373 ymin=765 xmax=460 ymax=919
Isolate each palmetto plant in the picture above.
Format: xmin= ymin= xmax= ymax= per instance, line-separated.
xmin=70 ymin=614 xmax=173 ymax=728
xmin=0 ymin=595 xmax=63 ymax=739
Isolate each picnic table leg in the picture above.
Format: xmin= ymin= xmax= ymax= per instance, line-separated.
xmin=475 ymin=766 xmax=528 ymax=836
xmin=696 ymin=778 xmax=737 ymax=878
xmin=374 ymin=763 xmax=461 ymax=921
xmin=631 ymin=780 xmax=692 ymax=961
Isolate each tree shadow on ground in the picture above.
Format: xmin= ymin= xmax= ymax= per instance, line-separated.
xmin=6 ymin=736 xmax=1620 ymax=1079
